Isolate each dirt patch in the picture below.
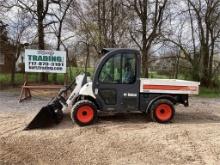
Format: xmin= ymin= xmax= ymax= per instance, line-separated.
xmin=0 ymin=91 xmax=220 ymax=165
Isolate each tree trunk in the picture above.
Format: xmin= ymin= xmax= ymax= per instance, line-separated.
xmin=208 ymin=37 xmax=215 ymax=86
xmin=102 ymin=0 xmax=107 ymax=46
xmin=97 ymin=0 xmax=102 ymax=56
xmin=10 ymin=57 xmax=16 ymax=86
xmin=141 ymin=48 xmax=149 ymax=78
xmin=141 ymin=16 xmax=149 ymax=78
xmin=37 ymin=0 xmax=48 ymax=82
xmin=200 ymin=45 xmax=210 ymax=86
xmin=110 ymin=0 xmax=115 ymax=47
xmin=192 ymin=61 xmax=200 ymax=81
xmin=175 ymin=52 xmax=180 ymax=79
xmin=53 ymin=22 xmax=62 ymax=84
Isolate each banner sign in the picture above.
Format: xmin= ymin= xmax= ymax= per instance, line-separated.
xmin=25 ymin=49 xmax=66 ymax=73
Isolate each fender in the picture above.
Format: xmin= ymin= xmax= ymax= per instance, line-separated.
xmin=79 ymin=82 xmax=96 ymax=98
xmin=145 ymin=95 xmax=177 ymax=113
xmin=71 ymin=82 xmax=102 ymax=110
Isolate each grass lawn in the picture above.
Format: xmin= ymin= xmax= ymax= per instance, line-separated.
xmin=1 ymin=69 xmax=220 ymax=98
xmin=0 ymin=70 xmax=185 ymax=85
xmin=149 ymin=71 xmax=169 ymax=79
xmin=0 ymin=67 xmax=95 ymax=86
xmin=199 ymin=87 xmax=220 ymax=98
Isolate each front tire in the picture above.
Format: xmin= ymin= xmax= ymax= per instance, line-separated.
xmin=150 ymin=99 xmax=175 ymax=123
xmin=71 ymin=100 xmax=98 ymax=126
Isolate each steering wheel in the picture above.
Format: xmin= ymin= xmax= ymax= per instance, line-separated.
xmin=101 ymin=71 xmax=113 ymax=82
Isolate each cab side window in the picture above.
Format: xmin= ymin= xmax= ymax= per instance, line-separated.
xmin=99 ymin=54 xmax=121 ymax=83
xmin=122 ymin=54 xmax=136 ymax=84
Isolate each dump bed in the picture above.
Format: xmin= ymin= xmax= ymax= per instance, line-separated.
xmin=140 ymin=78 xmax=200 ymax=95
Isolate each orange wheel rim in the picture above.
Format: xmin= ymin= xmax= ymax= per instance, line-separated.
xmin=155 ymin=104 xmax=172 ymax=121
xmin=77 ymin=105 xmax=94 ymax=123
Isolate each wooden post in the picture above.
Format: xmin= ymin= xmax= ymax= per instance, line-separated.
xmin=64 ymin=73 xmax=68 ymax=86
xmin=64 ymin=73 xmax=68 ymax=98
xmin=24 ymin=72 xmax=28 ymax=98
xmin=24 ymin=72 xmax=28 ymax=83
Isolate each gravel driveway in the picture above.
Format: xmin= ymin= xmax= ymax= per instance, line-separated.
xmin=0 ymin=90 xmax=220 ymax=165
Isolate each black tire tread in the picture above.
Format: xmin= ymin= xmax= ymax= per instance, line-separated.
xmin=71 ymin=100 xmax=98 ymax=126
xmin=150 ymin=99 xmax=175 ymax=123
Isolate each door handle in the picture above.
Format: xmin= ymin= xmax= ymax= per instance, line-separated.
xmin=95 ymin=88 xmax=98 ymax=95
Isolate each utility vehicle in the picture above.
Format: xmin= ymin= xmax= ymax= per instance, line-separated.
xmin=25 ymin=48 xmax=200 ymax=129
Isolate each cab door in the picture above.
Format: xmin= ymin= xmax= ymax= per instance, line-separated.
xmin=93 ymin=49 xmax=140 ymax=111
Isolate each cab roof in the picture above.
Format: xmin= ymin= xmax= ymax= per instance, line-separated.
xmin=101 ymin=48 xmax=139 ymax=55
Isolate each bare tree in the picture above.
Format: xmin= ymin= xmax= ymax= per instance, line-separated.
xmin=49 ymin=0 xmax=74 ymax=82
xmin=186 ymin=0 xmax=218 ymax=86
xmin=165 ymin=0 xmax=220 ymax=86
xmin=125 ymin=0 xmax=168 ymax=78
xmin=163 ymin=17 xmax=201 ymax=80
xmin=67 ymin=0 xmax=129 ymax=57
xmin=50 ymin=0 xmax=74 ymax=51
xmin=0 ymin=2 xmax=34 ymax=85
xmin=9 ymin=10 xmax=34 ymax=85
xmin=17 ymin=0 xmax=57 ymax=82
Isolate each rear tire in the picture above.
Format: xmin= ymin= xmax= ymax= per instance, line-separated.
xmin=150 ymin=99 xmax=175 ymax=123
xmin=71 ymin=100 xmax=98 ymax=126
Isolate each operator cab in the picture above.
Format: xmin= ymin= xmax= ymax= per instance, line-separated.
xmin=93 ymin=48 xmax=140 ymax=111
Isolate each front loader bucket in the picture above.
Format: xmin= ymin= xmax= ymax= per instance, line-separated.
xmin=24 ymin=104 xmax=63 ymax=130
xmin=23 ymin=74 xmax=86 ymax=130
